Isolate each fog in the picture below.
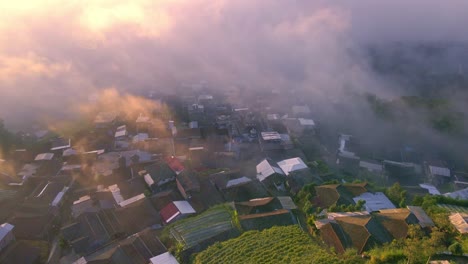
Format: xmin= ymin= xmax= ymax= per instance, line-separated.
xmin=0 ymin=1 xmax=467 ymax=162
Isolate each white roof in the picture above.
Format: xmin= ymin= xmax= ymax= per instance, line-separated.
xmin=277 ymin=157 xmax=308 ymax=176
xmin=73 ymin=195 xmax=91 ymax=205
xmin=35 ymin=153 xmax=54 ymax=161
xmin=144 ymin=174 xmax=155 ymax=187
xmin=419 ymin=183 xmax=441 ymax=195
xmin=173 ymin=201 xmax=196 ymax=214
xmin=256 ymin=159 xmax=285 ymax=181
xmin=226 ymin=177 xmax=252 ymax=188
xmin=429 ymin=165 xmax=450 ymax=177
xmin=150 ymin=252 xmax=180 ymax=264
xmin=119 ymin=194 xmax=145 ymax=207
xmin=298 ymin=118 xmax=315 ymax=126
xmin=261 ymin=131 xmax=281 ymax=141
xmin=0 ymin=223 xmax=14 ymax=241
xmin=353 ymin=192 xmax=396 ymax=212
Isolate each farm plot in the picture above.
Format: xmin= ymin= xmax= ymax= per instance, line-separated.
xmin=170 ymin=206 xmax=235 ymax=249
xmin=438 ymin=204 xmax=468 ymax=213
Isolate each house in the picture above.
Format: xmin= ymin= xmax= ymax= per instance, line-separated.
xmin=352 ymin=192 xmax=395 ymax=212
xmin=374 ymin=208 xmax=420 ymax=240
xmin=383 ymin=160 xmax=417 ymax=179
xmin=445 ymin=187 xmax=468 ymax=200
xmin=428 ymin=164 xmax=451 ymax=185
xmin=34 ymin=153 xmax=54 ymax=162
xmin=0 ymin=240 xmax=44 ymax=264
xmin=9 ymin=212 xmax=54 ymax=240
xmin=258 ymin=131 xmax=293 ymax=151
xmin=73 ymin=229 xmax=166 ymax=264
xmin=277 ymin=157 xmax=308 ymax=176
xmin=449 ymin=213 xmax=468 ymax=234
xmin=165 ymin=156 xmax=185 ymax=175
xmin=319 ymin=214 xmax=393 ymax=254
xmin=50 ymin=137 xmax=71 ymax=152
xmin=114 ymin=125 xmax=127 ymax=139
xmin=0 ymin=223 xmax=14 ymax=252
xmin=314 ymin=183 xmax=368 ymax=208
xmin=63 ymin=200 xmax=160 ymax=254
xmin=407 ymin=206 xmax=435 ymax=228
xmin=315 ymin=207 xmax=427 ymax=254
xmin=282 ymin=118 xmax=315 ymax=136
xmin=213 ymin=172 xmax=252 ymax=191
xmin=160 ymin=201 xmax=196 ymax=224
xmin=150 ymin=252 xmax=179 ymax=264
xmin=71 ymin=195 xmax=98 ymax=218
xmin=142 ymin=163 xmax=176 ymax=189
xmin=256 ymin=159 xmax=285 ymax=188
xmin=176 ymin=170 xmax=200 ymax=199
xmin=234 ymin=197 xmax=297 ymax=231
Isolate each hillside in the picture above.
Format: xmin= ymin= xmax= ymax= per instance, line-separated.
xmin=193 ymin=225 xmax=355 ymax=264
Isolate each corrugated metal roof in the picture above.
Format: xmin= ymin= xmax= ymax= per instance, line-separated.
xmin=353 ymin=192 xmax=395 ymax=212
xmin=429 ymin=165 xmax=450 ymax=177
xmin=173 ymin=201 xmax=196 ymax=214
xmin=277 ymin=157 xmax=307 ymax=176
xmin=256 ymin=159 xmax=285 ymax=182
xmin=150 ymin=252 xmax=179 ymax=264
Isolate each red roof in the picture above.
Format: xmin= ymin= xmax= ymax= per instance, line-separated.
xmin=165 ymin=156 xmax=185 ymax=174
xmin=160 ymin=202 xmax=180 ymax=224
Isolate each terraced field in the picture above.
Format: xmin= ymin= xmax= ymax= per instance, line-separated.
xmin=193 ymin=225 xmax=343 ymax=264
xmin=170 ymin=206 xmax=235 ymax=249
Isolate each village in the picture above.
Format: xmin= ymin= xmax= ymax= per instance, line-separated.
xmin=0 ymin=86 xmax=467 ymax=264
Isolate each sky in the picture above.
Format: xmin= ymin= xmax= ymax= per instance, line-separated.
xmin=1 ymin=0 xmax=468 ymax=129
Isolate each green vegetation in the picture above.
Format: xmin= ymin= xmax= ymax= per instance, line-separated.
xmin=368 ymin=225 xmax=446 ymax=264
xmin=328 ymin=200 xmax=366 ymax=213
xmin=164 ymin=204 xmax=237 ymax=250
xmin=193 ymin=225 xmax=363 ymax=264
xmin=385 ymin=182 xmax=406 ymax=207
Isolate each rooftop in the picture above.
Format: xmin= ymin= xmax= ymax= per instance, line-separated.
xmin=256 ymin=159 xmax=285 ymax=182
xmin=34 ymin=153 xmax=54 ymax=161
xmin=150 ymin=252 xmax=179 ymax=264
xmin=353 ymin=192 xmax=395 ymax=212
xmin=277 ymin=157 xmax=308 ymax=176
xmin=261 ymin=131 xmax=281 ymax=141
xmin=429 ymin=165 xmax=451 ymax=177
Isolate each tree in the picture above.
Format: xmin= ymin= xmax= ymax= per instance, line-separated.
xmin=385 ymin=182 xmax=406 ymax=207
xmin=448 ymin=242 xmax=463 ymax=255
